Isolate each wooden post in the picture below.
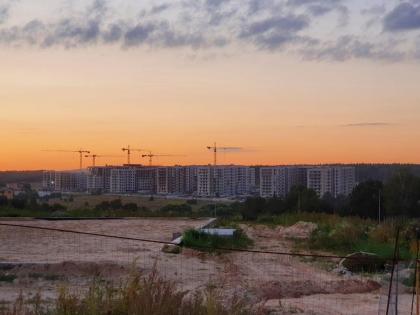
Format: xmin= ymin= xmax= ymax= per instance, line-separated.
xmin=417 ymin=258 xmax=419 ymax=315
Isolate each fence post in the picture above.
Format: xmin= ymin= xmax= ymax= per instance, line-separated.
xmin=386 ymin=227 xmax=400 ymax=315
xmin=417 ymin=258 xmax=419 ymax=315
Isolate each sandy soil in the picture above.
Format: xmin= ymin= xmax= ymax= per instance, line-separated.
xmin=0 ymin=219 xmax=411 ymax=314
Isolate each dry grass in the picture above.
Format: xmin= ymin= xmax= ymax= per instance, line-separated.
xmin=0 ymin=268 xmax=262 ymax=315
xmin=47 ymin=194 xmax=215 ymax=213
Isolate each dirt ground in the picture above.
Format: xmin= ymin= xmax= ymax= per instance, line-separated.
xmin=0 ymin=219 xmax=412 ymax=314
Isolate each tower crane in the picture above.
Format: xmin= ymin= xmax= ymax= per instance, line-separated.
xmin=84 ymin=154 xmax=124 ymax=167
xmin=206 ymin=142 xmax=242 ymax=166
xmin=121 ymin=146 xmax=147 ymax=165
xmin=141 ymin=152 xmax=184 ymax=166
xmin=42 ymin=149 xmax=90 ymax=169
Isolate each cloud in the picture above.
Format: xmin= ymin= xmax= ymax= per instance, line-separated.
xmin=0 ymin=6 xmax=8 ymax=24
xmin=384 ymin=2 xmax=420 ymax=31
xmin=340 ymin=122 xmax=395 ymax=128
xmin=239 ymin=14 xmax=309 ymax=49
xmin=150 ymin=3 xmax=171 ymax=15
xmin=300 ymin=36 xmax=406 ymax=62
xmin=287 ymin=0 xmax=347 ymax=18
xmin=0 ymin=0 xmax=16 ymax=25
xmin=361 ymin=4 xmax=386 ymax=16
xmin=0 ymin=0 xmax=419 ymax=63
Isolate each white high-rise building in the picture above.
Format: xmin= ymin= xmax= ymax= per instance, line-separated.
xmin=156 ymin=166 xmax=187 ymax=195
xmin=259 ymin=167 xmax=308 ymax=198
xmin=110 ymin=167 xmax=137 ymax=194
xmin=196 ymin=166 xmax=256 ymax=197
xmin=43 ymin=171 xmax=87 ymax=192
xmin=87 ymin=166 xmax=112 ymax=193
xmin=307 ymin=166 xmax=355 ymax=197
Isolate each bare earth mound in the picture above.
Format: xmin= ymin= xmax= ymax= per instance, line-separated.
xmin=0 ymin=219 xmax=410 ymax=314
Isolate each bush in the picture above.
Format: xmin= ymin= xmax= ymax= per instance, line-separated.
xmin=10 ymin=198 xmax=26 ymax=209
xmin=109 ymin=199 xmax=123 ymax=210
xmin=0 ymin=195 xmax=8 ymax=207
xmin=182 ymin=229 xmax=253 ymax=252
xmin=0 ymin=274 xmax=16 ymax=283
xmin=95 ymin=201 xmax=110 ymax=211
xmin=241 ymin=197 xmax=265 ymax=221
xmin=186 ymin=199 xmax=198 ymax=205
xmin=160 ymin=204 xmax=192 ymax=216
xmin=123 ymin=202 xmax=138 ymax=211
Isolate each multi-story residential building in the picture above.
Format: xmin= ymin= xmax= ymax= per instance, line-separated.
xmin=43 ymin=171 xmax=87 ymax=192
xmin=260 ymin=167 xmax=287 ymax=198
xmin=42 ymin=171 xmax=56 ymax=191
xmin=287 ymin=167 xmax=308 ymax=190
xmin=333 ymin=166 xmax=356 ymax=197
xmin=49 ymin=164 xmax=355 ymax=198
xmin=196 ymin=166 xmax=256 ymax=197
xmin=156 ymin=166 xmax=190 ymax=195
xmin=307 ymin=166 xmax=355 ymax=197
xmin=137 ymin=167 xmax=157 ymax=193
xmin=110 ymin=167 xmax=137 ymax=194
xmin=259 ymin=167 xmax=308 ymax=198
xmin=197 ymin=167 xmax=213 ymax=197
xmin=87 ymin=166 xmax=113 ymax=193
xmin=185 ymin=166 xmax=198 ymax=194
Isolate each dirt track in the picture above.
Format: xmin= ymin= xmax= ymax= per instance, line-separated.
xmin=0 ymin=219 xmax=411 ymax=314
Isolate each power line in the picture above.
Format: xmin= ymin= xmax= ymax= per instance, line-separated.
xmin=0 ymin=222 xmax=411 ymax=262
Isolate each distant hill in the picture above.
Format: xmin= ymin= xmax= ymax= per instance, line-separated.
xmin=0 ymin=171 xmax=44 ymax=185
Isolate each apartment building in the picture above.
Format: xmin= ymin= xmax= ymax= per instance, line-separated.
xmin=185 ymin=166 xmax=198 ymax=194
xmin=87 ymin=166 xmax=113 ymax=193
xmin=307 ymin=166 xmax=355 ymax=197
xmin=156 ymin=166 xmax=188 ymax=195
xmin=196 ymin=166 xmax=256 ymax=197
xmin=259 ymin=167 xmax=308 ymax=198
xmin=260 ymin=167 xmax=287 ymax=198
xmin=43 ymin=171 xmax=87 ymax=192
xmin=137 ymin=167 xmax=157 ymax=193
xmin=110 ymin=167 xmax=137 ymax=194
xmin=197 ymin=167 xmax=212 ymax=197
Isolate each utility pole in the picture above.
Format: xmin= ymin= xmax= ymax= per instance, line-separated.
xmin=378 ymin=189 xmax=382 ymax=224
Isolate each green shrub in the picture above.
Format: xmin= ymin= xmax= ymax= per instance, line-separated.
xmin=0 ymin=274 xmax=16 ymax=283
xmin=160 ymin=204 xmax=192 ymax=216
xmin=182 ymin=229 xmax=253 ymax=252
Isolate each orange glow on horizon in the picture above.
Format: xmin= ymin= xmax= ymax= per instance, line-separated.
xmin=1 ymin=49 xmax=420 ymax=170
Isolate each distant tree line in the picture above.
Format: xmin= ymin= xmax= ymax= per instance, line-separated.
xmin=240 ymin=168 xmax=420 ymax=221
xmin=1 ymin=168 xmax=419 ymax=220
xmin=0 ymin=187 xmax=67 ymax=213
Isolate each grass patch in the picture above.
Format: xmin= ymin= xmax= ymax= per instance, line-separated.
xmin=403 ymin=269 xmax=415 ymax=287
xmin=182 ymin=229 xmax=253 ymax=252
xmin=0 ymin=270 xmax=258 ymax=315
xmin=254 ymin=212 xmax=415 ymax=261
xmin=0 ymin=274 xmax=16 ymax=283
xmin=28 ymin=273 xmax=62 ymax=281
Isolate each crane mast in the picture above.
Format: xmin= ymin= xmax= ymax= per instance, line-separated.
xmin=122 ymin=146 xmax=147 ymax=165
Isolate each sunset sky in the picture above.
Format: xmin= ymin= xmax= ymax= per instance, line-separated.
xmin=1 ymin=0 xmax=420 ymax=170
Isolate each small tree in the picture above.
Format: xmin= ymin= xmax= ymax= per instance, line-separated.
xmin=109 ymin=199 xmax=123 ymax=210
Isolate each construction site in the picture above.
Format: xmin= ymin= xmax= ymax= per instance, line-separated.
xmin=0 ymin=218 xmax=414 ymax=314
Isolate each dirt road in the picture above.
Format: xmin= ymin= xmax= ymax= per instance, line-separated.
xmin=0 ymin=219 xmax=410 ymax=314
